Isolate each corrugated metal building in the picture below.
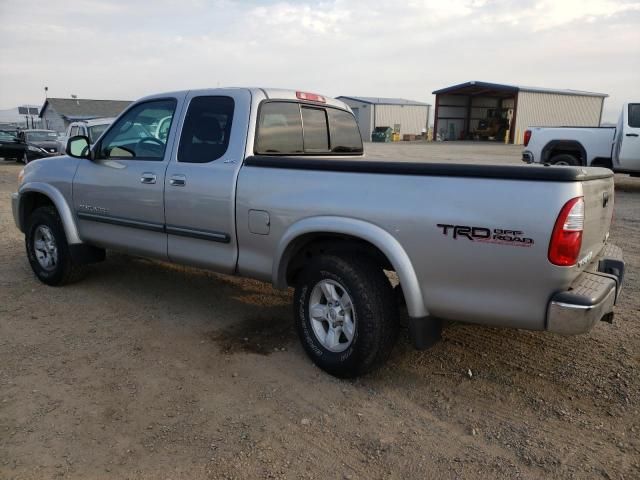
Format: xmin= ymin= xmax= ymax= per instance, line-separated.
xmin=337 ymin=96 xmax=431 ymax=141
xmin=39 ymin=98 xmax=132 ymax=133
xmin=432 ymin=81 xmax=607 ymax=144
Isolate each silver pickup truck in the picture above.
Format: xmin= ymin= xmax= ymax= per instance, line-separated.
xmin=11 ymin=88 xmax=625 ymax=377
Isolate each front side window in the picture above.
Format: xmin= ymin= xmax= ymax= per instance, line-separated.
xmin=178 ymin=96 xmax=234 ymax=163
xmin=629 ymin=104 xmax=640 ymax=128
xmin=88 ymin=124 xmax=109 ymax=143
xmin=98 ymin=99 xmax=176 ymax=160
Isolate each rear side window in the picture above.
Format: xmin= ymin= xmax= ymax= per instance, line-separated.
xmin=328 ymin=109 xmax=363 ymax=153
xmin=70 ymin=126 xmax=79 ymax=137
xmin=255 ymin=101 xmax=363 ymax=155
xmin=255 ymin=102 xmax=303 ymax=154
xmin=629 ymin=104 xmax=640 ymax=128
xmin=178 ymin=96 xmax=234 ymax=163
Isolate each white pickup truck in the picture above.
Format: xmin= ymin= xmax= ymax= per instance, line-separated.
xmin=57 ymin=118 xmax=115 ymax=153
xmin=522 ymin=102 xmax=640 ymax=175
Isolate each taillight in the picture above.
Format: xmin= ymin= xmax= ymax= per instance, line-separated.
xmin=548 ymin=197 xmax=584 ymax=266
xmin=523 ymin=130 xmax=532 ymax=146
xmin=296 ymin=91 xmax=326 ymax=103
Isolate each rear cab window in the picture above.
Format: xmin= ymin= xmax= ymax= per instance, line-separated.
xmin=628 ymin=104 xmax=640 ymax=128
xmin=255 ymin=101 xmax=362 ymax=155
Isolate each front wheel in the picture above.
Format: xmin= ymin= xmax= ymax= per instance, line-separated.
xmin=25 ymin=206 xmax=87 ymax=286
xmin=294 ymin=255 xmax=398 ymax=378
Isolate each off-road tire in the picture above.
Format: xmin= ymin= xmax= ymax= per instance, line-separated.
xmin=550 ymin=154 xmax=581 ymax=166
xmin=25 ymin=206 xmax=87 ymax=286
xmin=294 ymin=254 xmax=398 ymax=378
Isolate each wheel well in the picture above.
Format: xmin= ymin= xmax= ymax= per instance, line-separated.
xmin=20 ymin=192 xmax=55 ymax=228
xmin=542 ymin=140 xmax=586 ymax=165
xmin=284 ymin=234 xmax=394 ymax=287
xmin=591 ymin=157 xmax=613 ymax=169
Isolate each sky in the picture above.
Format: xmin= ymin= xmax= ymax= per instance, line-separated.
xmin=0 ymin=0 xmax=639 ymax=123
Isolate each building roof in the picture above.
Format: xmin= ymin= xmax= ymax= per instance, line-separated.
xmin=337 ymin=96 xmax=431 ymax=106
xmin=39 ymin=98 xmax=132 ymax=120
xmin=432 ymin=81 xmax=608 ymax=98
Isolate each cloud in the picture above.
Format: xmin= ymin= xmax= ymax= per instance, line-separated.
xmin=0 ymin=0 xmax=638 ymax=123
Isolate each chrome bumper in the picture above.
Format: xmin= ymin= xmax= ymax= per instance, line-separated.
xmin=11 ymin=192 xmax=21 ymax=231
xmin=547 ymin=244 xmax=624 ymax=335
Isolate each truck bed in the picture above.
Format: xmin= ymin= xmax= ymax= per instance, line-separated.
xmin=237 ymin=156 xmax=614 ymax=331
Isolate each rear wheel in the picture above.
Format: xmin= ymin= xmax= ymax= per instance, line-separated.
xmin=550 ymin=153 xmax=580 ymax=166
xmin=294 ymin=254 xmax=398 ymax=378
xmin=25 ymin=206 xmax=87 ymax=286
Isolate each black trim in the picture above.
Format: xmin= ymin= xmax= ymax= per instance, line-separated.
xmin=77 ymin=211 xmax=164 ymax=232
xmin=165 ymin=225 xmax=230 ymax=243
xmin=244 ymin=156 xmax=614 ymax=182
xmin=76 ymin=212 xmax=230 ymax=243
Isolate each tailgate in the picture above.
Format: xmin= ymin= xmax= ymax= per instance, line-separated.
xmin=580 ymin=176 xmax=615 ymax=263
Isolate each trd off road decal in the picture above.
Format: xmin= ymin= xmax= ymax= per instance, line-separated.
xmin=437 ymin=224 xmax=534 ymax=247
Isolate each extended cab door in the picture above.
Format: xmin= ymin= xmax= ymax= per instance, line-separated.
xmin=164 ymin=89 xmax=251 ymax=273
xmin=73 ymin=95 xmax=184 ymax=258
xmin=617 ymin=103 xmax=640 ymax=171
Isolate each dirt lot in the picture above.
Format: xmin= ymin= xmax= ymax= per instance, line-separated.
xmin=1 ymin=142 xmax=639 ymax=479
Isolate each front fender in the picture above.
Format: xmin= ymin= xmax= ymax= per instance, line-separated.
xmin=18 ymin=182 xmax=82 ymax=244
xmin=274 ymin=216 xmax=428 ymax=318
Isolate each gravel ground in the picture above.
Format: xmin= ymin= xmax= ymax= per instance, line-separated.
xmin=0 ymin=142 xmax=639 ymax=479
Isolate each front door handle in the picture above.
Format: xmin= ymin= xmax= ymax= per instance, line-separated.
xmin=140 ymin=172 xmax=157 ymax=184
xmin=169 ymin=174 xmax=186 ymax=187
xmin=626 ymin=133 xmax=639 ymax=137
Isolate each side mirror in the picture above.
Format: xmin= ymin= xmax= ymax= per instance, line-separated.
xmin=66 ymin=135 xmax=91 ymax=159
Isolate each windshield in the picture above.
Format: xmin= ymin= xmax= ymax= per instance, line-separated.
xmin=88 ymin=124 xmax=109 ymax=142
xmin=26 ymin=131 xmax=58 ymax=142
xmin=0 ymin=131 xmax=17 ymax=141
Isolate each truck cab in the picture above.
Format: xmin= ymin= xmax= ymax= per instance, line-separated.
xmin=613 ymin=103 xmax=640 ymax=173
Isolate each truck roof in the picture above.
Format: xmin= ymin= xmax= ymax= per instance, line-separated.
xmin=137 ymin=88 xmax=351 ymax=111
xmin=72 ymin=117 xmax=115 ymax=126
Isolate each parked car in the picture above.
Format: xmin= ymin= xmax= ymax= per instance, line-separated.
xmin=0 ymin=130 xmax=54 ymax=163
xmin=57 ymin=118 xmax=115 ymax=152
xmin=0 ymin=130 xmax=25 ymax=160
xmin=522 ymin=102 xmax=640 ymax=175
xmin=18 ymin=129 xmax=62 ymax=157
xmin=12 ymin=88 xmax=624 ymax=378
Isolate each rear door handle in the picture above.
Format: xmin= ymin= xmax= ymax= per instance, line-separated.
xmin=626 ymin=133 xmax=639 ymax=137
xmin=140 ymin=172 xmax=157 ymax=184
xmin=169 ymin=174 xmax=186 ymax=187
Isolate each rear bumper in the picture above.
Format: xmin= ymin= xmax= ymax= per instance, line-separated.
xmin=522 ymin=151 xmax=534 ymax=163
xmin=546 ymin=244 xmax=624 ymax=335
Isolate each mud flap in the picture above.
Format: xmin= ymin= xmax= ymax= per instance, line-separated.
xmin=408 ymin=316 xmax=442 ymax=350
